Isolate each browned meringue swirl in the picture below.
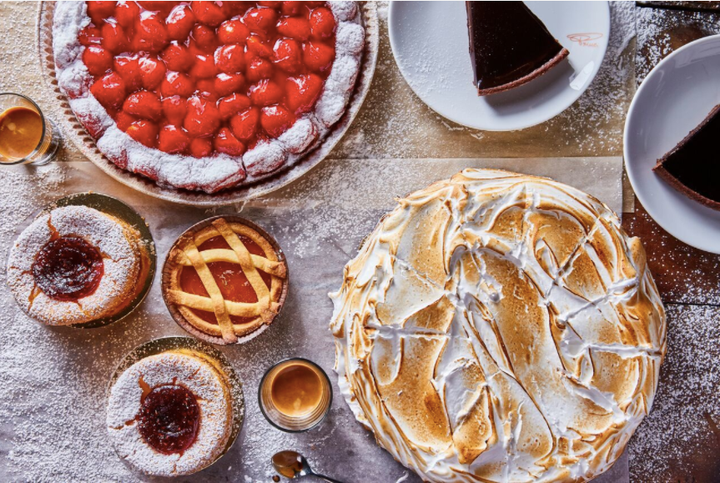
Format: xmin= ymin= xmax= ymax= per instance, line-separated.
xmin=330 ymin=169 xmax=666 ymax=483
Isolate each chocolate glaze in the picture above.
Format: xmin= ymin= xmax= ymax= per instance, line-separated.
xmin=466 ymin=1 xmax=569 ymax=95
xmin=654 ymin=104 xmax=720 ymax=210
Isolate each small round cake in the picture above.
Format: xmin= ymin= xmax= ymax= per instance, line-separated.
xmin=330 ymin=169 xmax=667 ymax=482
xmin=107 ymin=348 xmax=233 ymax=476
xmin=6 ymin=205 xmax=144 ymax=325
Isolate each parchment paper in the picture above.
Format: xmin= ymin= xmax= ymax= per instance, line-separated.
xmin=0 ymin=157 xmax=627 ymax=483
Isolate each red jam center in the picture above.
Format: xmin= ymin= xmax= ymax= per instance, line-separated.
xmin=79 ymin=1 xmax=337 ymax=157
xmin=138 ymin=384 xmax=201 ymax=455
xmin=32 ymin=235 xmax=104 ymax=301
xmin=179 ymin=234 xmax=272 ymax=325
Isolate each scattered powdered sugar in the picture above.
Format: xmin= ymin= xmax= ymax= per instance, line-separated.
xmin=628 ymin=304 xmax=720 ymax=481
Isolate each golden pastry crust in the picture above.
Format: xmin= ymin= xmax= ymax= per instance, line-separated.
xmin=330 ymin=169 xmax=666 ymax=483
xmin=163 ymin=217 xmax=287 ymax=344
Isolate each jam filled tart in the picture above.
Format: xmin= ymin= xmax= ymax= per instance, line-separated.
xmin=107 ymin=348 xmax=233 ymax=476
xmin=6 ymin=205 xmax=146 ymax=326
xmin=52 ymin=1 xmax=365 ymax=193
xmin=162 ymin=216 xmax=288 ymax=345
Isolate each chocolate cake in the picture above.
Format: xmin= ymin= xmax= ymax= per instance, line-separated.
xmin=465 ymin=1 xmax=569 ymax=96
xmin=653 ymin=104 xmax=720 ymax=210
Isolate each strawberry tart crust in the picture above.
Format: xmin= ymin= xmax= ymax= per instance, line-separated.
xmin=52 ymin=2 xmax=364 ymax=193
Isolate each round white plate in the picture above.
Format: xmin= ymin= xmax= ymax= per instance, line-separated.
xmin=388 ymin=1 xmax=609 ymax=131
xmin=624 ymin=35 xmax=720 ymax=254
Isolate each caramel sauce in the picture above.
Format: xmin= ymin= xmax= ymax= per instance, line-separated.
xmin=31 ymin=235 xmax=104 ymax=301
xmin=270 ymin=363 xmax=323 ymax=417
xmin=137 ymin=384 xmax=200 ymax=455
xmin=179 ymin=235 xmax=272 ymax=325
xmin=0 ymin=106 xmax=43 ymax=161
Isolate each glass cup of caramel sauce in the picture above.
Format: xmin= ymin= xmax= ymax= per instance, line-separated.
xmin=259 ymin=358 xmax=332 ymax=432
xmin=0 ymin=93 xmax=60 ymax=166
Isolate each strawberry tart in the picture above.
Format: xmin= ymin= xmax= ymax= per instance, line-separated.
xmin=52 ymin=1 xmax=364 ymax=193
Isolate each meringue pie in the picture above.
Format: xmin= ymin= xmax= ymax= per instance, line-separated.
xmin=330 ymin=169 xmax=667 ymax=482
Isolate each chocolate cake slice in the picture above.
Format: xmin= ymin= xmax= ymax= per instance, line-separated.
xmin=653 ymin=104 xmax=720 ymax=210
xmin=466 ymin=1 xmax=569 ymax=96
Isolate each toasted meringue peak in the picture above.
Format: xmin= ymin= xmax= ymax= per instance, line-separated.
xmin=330 ymin=169 xmax=666 ymax=483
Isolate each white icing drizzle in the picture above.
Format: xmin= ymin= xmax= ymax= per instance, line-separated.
xmin=6 ymin=205 xmax=141 ymax=326
xmin=52 ymin=1 xmax=364 ymax=193
xmin=330 ymin=169 xmax=666 ymax=483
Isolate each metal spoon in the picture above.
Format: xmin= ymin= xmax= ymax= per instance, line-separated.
xmin=272 ymin=450 xmax=343 ymax=483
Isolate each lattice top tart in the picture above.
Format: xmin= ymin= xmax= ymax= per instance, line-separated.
xmin=52 ymin=1 xmax=364 ymax=193
xmin=330 ymin=169 xmax=667 ymax=483
xmin=162 ymin=216 xmax=287 ymax=344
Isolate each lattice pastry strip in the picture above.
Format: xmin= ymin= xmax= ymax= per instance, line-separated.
xmin=166 ymin=218 xmax=287 ymax=344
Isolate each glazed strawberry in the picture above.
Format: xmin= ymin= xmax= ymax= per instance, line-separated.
xmin=303 ymin=40 xmax=335 ymax=73
xmin=260 ymin=105 xmax=294 ymax=137
xmin=189 ymin=137 xmax=213 ymax=157
xmin=161 ymin=95 xmax=188 ymax=126
xmin=123 ymin=91 xmax=163 ymax=122
xmin=273 ymin=38 xmax=302 ymax=74
xmin=191 ymin=1 xmax=227 ymax=27
xmin=139 ymin=56 xmax=166 ymax=89
xmin=214 ymin=73 xmax=245 ymax=97
xmin=114 ymin=56 xmax=143 ymax=91
xmin=247 ymin=35 xmax=273 ymax=59
xmin=215 ymin=44 xmax=245 ymax=74
xmin=184 ymin=96 xmax=221 ymax=137
xmin=160 ymin=71 xmax=195 ymax=98
xmin=162 ymin=42 xmax=194 ymax=72
xmin=191 ymin=24 xmax=217 ymax=51
xmin=83 ymin=45 xmax=113 ymax=76
xmin=230 ymin=107 xmax=260 ymax=141
xmin=245 ymin=57 xmax=274 ymax=82
xmin=138 ymin=1 xmax=175 ymax=15
xmin=196 ymin=79 xmax=218 ymax=101
xmin=286 ymin=74 xmax=323 ymax=113
xmin=244 ymin=7 xmax=278 ymax=33
xmin=135 ymin=12 xmax=169 ymax=53
xmin=101 ymin=21 xmax=128 ymax=55
xmin=258 ymin=1 xmax=283 ymax=7
xmin=115 ymin=1 xmax=140 ymax=29
xmin=249 ymin=79 xmax=283 ymax=106
xmin=281 ymin=1 xmax=303 ymax=16
xmin=218 ymin=19 xmax=250 ymax=44
xmin=78 ymin=26 xmax=102 ymax=47
xmin=276 ymin=17 xmax=311 ymax=42
xmin=309 ymin=7 xmax=336 ymax=39
xmin=158 ymin=125 xmax=191 ymax=154
xmin=218 ymin=93 xmax=251 ymax=120
xmin=87 ymin=1 xmax=117 ymax=25
xmin=189 ymin=54 xmax=217 ymax=80
xmin=116 ymin=111 xmax=136 ymax=131
xmin=214 ymin=127 xmax=246 ymax=156
xmin=90 ymin=72 xmax=126 ymax=110
xmin=166 ymin=4 xmax=196 ymax=41
xmin=126 ymin=119 xmax=159 ymax=148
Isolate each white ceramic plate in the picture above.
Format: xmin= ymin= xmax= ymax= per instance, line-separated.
xmin=625 ymin=35 xmax=720 ymax=254
xmin=388 ymin=1 xmax=609 ymax=131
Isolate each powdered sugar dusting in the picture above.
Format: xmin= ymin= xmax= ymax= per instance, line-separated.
xmin=107 ymin=352 xmax=232 ymax=476
xmin=6 ymin=205 xmax=142 ymax=326
xmin=628 ymin=304 xmax=720 ymax=481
